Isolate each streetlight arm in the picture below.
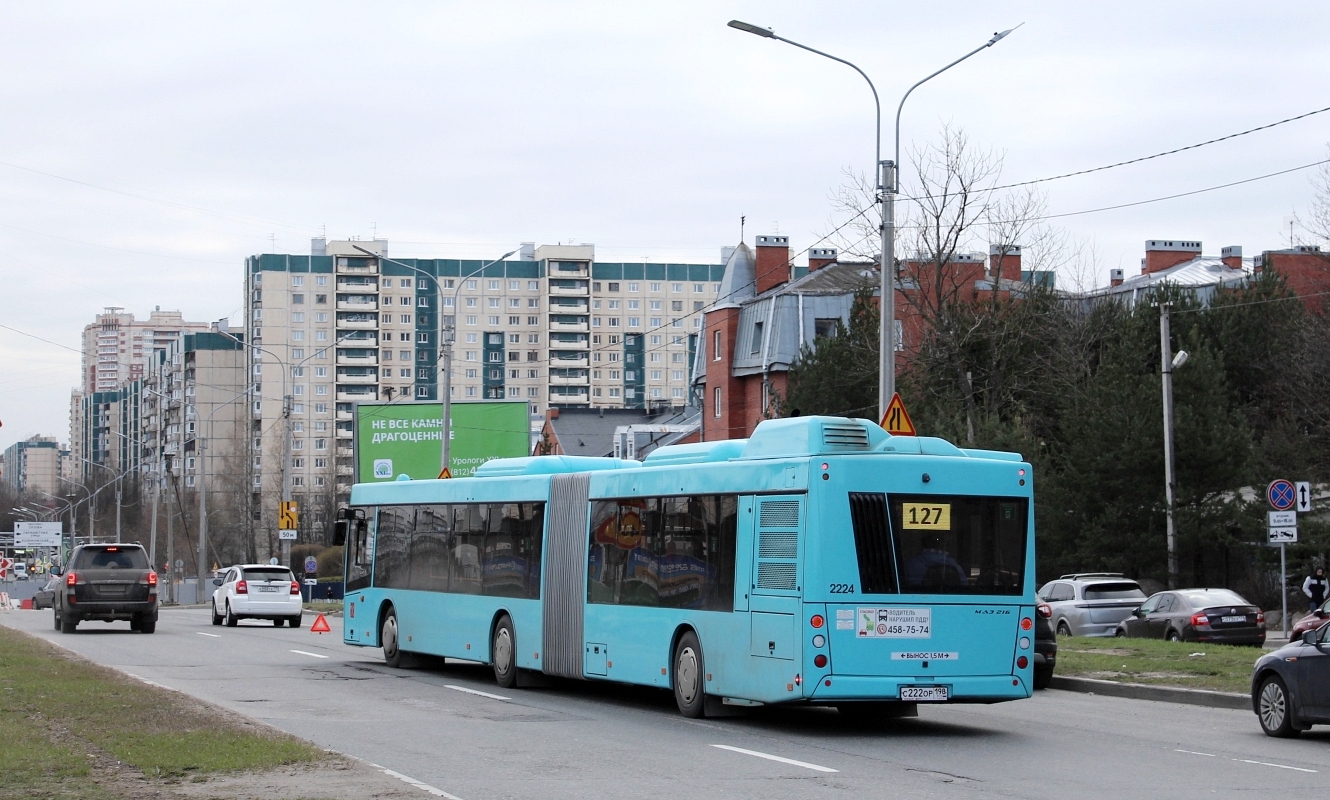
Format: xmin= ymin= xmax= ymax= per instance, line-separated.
xmin=729 ymin=21 xmax=881 ymax=183
xmin=893 ymin=25 xmax=1020 ymax=190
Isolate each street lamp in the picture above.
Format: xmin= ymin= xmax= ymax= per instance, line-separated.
xmin=1159 ymin=302 xmax=1187 ymax=591
xmin=351 ymin=244 xmax=517 ymax=476
xmin=728 ymin=20 xmax=1017 ymax=420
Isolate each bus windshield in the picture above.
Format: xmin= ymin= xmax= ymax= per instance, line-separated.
xmin=857 ymin=494 xmax=1027 ymax=596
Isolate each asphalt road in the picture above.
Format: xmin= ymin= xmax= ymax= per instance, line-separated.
xmin=3 ymin=606 xmax=1327 ymax=799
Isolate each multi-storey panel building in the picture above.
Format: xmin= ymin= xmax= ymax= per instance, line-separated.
xmin=79 ymin=307 xmax=211 ymax=394
xmin=1 ymin=435 xmax=67 ymax=497
xmin=244 ymin=238 xmax=725 ymax=506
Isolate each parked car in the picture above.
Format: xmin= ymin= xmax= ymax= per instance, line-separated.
xmin=1038 ymin=573 xmax=1147 ymax=637
xmin=211 ymin=564 xmax=303 ymax=627
xmin=31 ymin=577 xmax=60 ymax=609
xmin=1251 ymin=620 xmax=1330 ymax=737
xmin=1290 ymin=599 xmax=1329 ymax=642
xmin=1033 ymin=600 xmax=1057 ymax=690
xmin=1115 ymin=588 xmax=1264 ymax=645
xmin=53 ymin=543 xmax=158 ymax=633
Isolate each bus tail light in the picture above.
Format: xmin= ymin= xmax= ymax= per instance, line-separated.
xmin=1020 ymin=617 xmax=1032 ymax=631
xmin=1016 ymin=656 xmax=1028 ymax=669
xmin=290 ymin=581 xmax=301 ymax=595
xmin=810 ymin=615 xmax=824 ymax=629
xmin=236 ymin=580 xmax=248 ymax=595
xmin=813 ymin=654 xmax=827 ymax=668
xmin=1189 ymin=613 xmax=1210 ymax=628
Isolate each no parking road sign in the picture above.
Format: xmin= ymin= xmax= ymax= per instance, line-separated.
xmin=1268 ymin=479 xmax=1296 ymax=511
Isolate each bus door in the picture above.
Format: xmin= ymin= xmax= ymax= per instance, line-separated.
xmin=745 ymin=495 xmax=804 ymax=698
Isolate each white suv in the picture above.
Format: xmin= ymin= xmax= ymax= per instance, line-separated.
xmin=211 ymin=564 xmax=303 ymax=627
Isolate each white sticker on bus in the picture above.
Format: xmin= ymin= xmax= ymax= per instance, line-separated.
xmin=891 ymin=651 xmax=958 ymax=660
xmin=856 ymin=607 xmax=931 ymax=638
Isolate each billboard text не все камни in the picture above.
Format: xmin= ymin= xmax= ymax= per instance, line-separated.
xmin=355 ymin=401 xmax=528 ymax=480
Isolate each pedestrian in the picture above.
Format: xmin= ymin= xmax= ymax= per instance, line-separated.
xmin=1303 ymin=566 xmax=1328 ymax=613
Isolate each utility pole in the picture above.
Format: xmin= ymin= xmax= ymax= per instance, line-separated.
xmin=282 ymin=392 xmax=293 ymax=567
xmin=1160 ymin=302 xmax=1180 ymax=590
xmin=148 ymin=474 xmax=159 ymax=568
xmin=197 ymin=435 xmax=208 ymax=602
xmin=115 ymin=477 xmax=122 ymax=544
xmin=166 ymin=490 xmax=174 ymax=604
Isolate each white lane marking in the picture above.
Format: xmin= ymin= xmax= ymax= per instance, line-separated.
xmin=711 ymin=744 xmax=839 ymax=773
xmin=375 ymin=765 xmax=464 ymax=799
xmin=1175 ymin=749 xmax=1215 ymax=757
xmin=444 ymin=684 xmax=510 ymax=701
xmin=1237 ymin=759 xmax=1317 ymax=773
xmin=196 ymin=632 xmax=221 ymax=638
xmin=125 ymin=673 xmax=168 ymax=690
xmin=289 ymin=649 xmax=329 ymax=659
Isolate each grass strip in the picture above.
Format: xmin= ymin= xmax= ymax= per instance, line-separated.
xmin=1055 ymin=636 xmax=1262 ymax=694
xmin=0 ymin=624 xmax=320 ymax=792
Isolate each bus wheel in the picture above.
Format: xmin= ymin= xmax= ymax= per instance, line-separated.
xmin=382 ymin=608 xmax=404 ymax=669
xmin=672 ymin=631 xmax=705 ymax=718
xmin=492 ymin=615 xmax=517 ymax=688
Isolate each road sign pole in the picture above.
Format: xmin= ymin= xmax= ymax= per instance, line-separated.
xmin=1281 ymin=542 xmax=1288 ymax=639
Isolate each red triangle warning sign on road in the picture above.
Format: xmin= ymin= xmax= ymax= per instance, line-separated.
xmin=310 ymin=613 xmax=331 ymax=634
xmin=878 ymin=393 xmax=917 ymax=436
xmin=438 ymin=467 xmax=453 ymax=479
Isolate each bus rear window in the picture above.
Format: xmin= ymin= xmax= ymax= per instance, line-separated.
xmin=878 ymin=495 xmax=1027 ymax=596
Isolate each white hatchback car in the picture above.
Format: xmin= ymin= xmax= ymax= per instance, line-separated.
xmin=211 ymin=564 xmax=303 ymax=627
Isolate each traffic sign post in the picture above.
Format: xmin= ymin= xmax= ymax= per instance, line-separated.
xmin=1267 ymin=482 xmax=1299 ymax=639
xmin=878 ymin=393 xmax=916 ymax=436
xmin=1268 ymin=479 xmax=1295 ymax=511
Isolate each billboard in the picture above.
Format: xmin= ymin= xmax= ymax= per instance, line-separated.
xmin=355 ymin=401 xmax=529 ymax=481
xmin=14 ymin=521 xmax=62 ymax=547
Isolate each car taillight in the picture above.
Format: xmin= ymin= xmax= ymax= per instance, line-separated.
xmin=290 ymin=580 xmax=301 ymax=595
xmin=1036 ymin=603 xmax=1052 ymax=619
xmin=146 ymin=572 xmax=158 ymax=587
xmin=1256 ymin=612 xmax=1265 ymax=624
xmin=236 ymin=580 xmax=248 ymax=595
xmin=1190 ymin=613 xmax=1210 ymax=628
xmin=65 ymin=571 xmax=76 ymax=586
xmin=810 ymin=615 xmax=824 ymax=629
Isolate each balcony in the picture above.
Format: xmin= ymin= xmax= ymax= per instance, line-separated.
xmin=336 ymin=353 xmax=377 ymax=366
xmin=335 ymin=428 xmax=354 ymax=438
xmin=549 ymin=373 xmax=590 ymax=387
xmin=336 ymin=372 xmax=377 ymax=385
xmin=336 ymin=298 xmax=378 ymax=312
xmin=549 ymin=282 xmax=589 ymax=297
xmin=334 ymin=256 xmax=378 ymax=274
xmin=336 ymin=391 xmax=377 ymax=403
xmin=336 ymin=277 xmax=378 ymax=291
xmin=337 ymin=446 xmax=353 ymax=457
xmin=337 ymin=466 xmax=354 ymax=476
xmin=336 ymin=313 xmax=378 ymax=330
xmin=336 ymin=408 xmax=354 ymax=421
xmin=549 ymin=318 xmax=590 ymax=333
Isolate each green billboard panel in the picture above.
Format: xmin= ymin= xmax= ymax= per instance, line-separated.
xmin=355 ymin=401 xmax=529 ymax=481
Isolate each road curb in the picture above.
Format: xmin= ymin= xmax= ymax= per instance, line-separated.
xmin=1049 ymin=675 xmax=1249 ymax=710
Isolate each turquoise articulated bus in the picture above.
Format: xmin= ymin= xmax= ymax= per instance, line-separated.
xmin=335 ymin=415 xmax=1036 ymax=718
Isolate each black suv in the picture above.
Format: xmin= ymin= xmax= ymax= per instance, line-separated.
xmin=54 ymin=544 xmax=158 ymax=633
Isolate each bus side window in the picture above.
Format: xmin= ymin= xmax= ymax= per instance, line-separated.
xmin=346 ymin=516 xmax=372 ymax=592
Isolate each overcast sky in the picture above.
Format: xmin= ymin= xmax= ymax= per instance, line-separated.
xmin=3 ymin=1 xmax=1329 ymax=452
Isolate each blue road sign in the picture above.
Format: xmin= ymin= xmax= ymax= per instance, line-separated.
xmin=1268 ymin=479 xmax=1295 ymax=511
xmin=303 ymin=556 xmax=317 ymax=574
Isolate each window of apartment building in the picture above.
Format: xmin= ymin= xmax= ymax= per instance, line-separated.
xmin=672 ymin=283 xmax=682 ymax=293
xmin=401 ymin=368 xmax=412 ymax=378
xmin=466 ymin=280 xmax=477 ymax=290
xmin=628 ymin=318 xmax=640 ymax=327
xmin=292 ymin=366 xmax=305 ymax=378
xmin=418 ymin=368 xmax=430 ymax=379
xmin=608 ymin=282 xmax=620 ymax=292
xmin=315 ymin=331 xmax=327 ymax=341
xmin=485 ymin=297 xmax=498 ymax=309
xmin=292 ymin=312 xmax=305 ymax=323
xmin=413 ymin=386 xmax=426 ymax=398
xmin=593 ymin=352 xmax=601 ymax=363
xmin=381 ymin=314 xmax=393 ymax=324
xmin=625 ymin=370 xmax=636 ymax=380
xmin=316 ymin=275 xmax=327 ymax=286
xmin=488 ymin=316 xmax=499 ymax=325
xmin=382 ymin=367 xmax=393 ymax=378
xmin=509 ymin=368 xmax=520 ymax=379
xmin=673 ymin=387 xmax=684 ymax=399
xmin=418 ymin=350 xmax=428 ymax=361
xmin=528 ymin=387 xmax=539 ymax=398
xmin=694 ymin=301 xmax=704 ymax=311
xmin=507 ymin=387 xmax=519 ymax=398
xmin=465 ymin=368 xmax=477 ymax=378
xmin=465 ymin=386 xmax=477 ymax=397
xmin=609 ymin=335 xmax=620 ymax=344
xmin=527 ymin=369 xmax=538 ymax=378
xmin=509 ymin=316 xmax=521 ymax=326
xmin=465 ymin=297 xmax=477 ymax=308
xmin=649 ymin=352 xmax=661 ymax=363
xmin=508 ymin=280 xmax=520 ymax=291
xmin=693 ymin=284 xmax=704 ymax=293
xmin=315 ymin=294 xmax=327 ymax=304
xmin=628 ymin=282 xmax=639 ymax=292
xmin=293 ymin=403 xmax=304 ymax=414
xmin=609 ymin=370 xmax=621 ymax=380
xmin=648 ymin=317 xmax=660 ymax=327
xmin=508 ymin=298 xmax=520 ymax=308
xmin=314 ymin=312 xmax=327 ymax=322
xmin=396 ymin=296 xmax=408 ymax=306
xmin=627 ymin=300 xmax=639 ymax=310
xmin=523 ymin=315 xmax=536 ymax=325
xmin=751 ymin=322 xmax=763 ymax=354
xmin=671 ymin=301 xmax=683 ymax=312
xmin=592 ymin=317 xmax=601 ymax=327
xmin=418 ymin=297 xmax=430 ymax=308
xmin=293 ymin=457 xmax=304 ymax=469
xmin=314 ymin=457 xmax=327 ymax=468
xmin=488 ymin=280 xmax=500 ymax=291
xmin=382 ymin=349 xmax=393 ymax=361
xmin=507 ymin=333 xmax=520 ymax=343
xmin=292 ymin=276 xmax=304 ymax=287
xmin=712 ymin=331 xmax=721 ymax=359
xmin=441 ymin=297 xmax=454 ymax=308
xmin=713 ymin=387 xmax=721 ymax=416
xmin=527 ymin=281 xmax=538 ymax=291
xmin=465 ymin=333 xmax=478 ymax=343
xmin=315 ymin=402 xmax=328 ymax=413
xmin=649 ymin=300 xmax=661 ymax=311
xmin=466 ymin=351 xmax=477 ymax=361
xmin=671 ymin=370 xmax=683 ymax=381
xmin=397 ymin=315 xmax=409 ymax=324
xmin=292 ymin=438 xmax=304 ymax=450
xmin=592 ymin=281 xmax=601 ymax=291
xmin=399 ymin=350 xmax=411 ymax=360
xmin=383 ymin=278 xmax=393 ymax=288
xmin=314 ymin=422 xmax=327 ymax=432
xmin=488 ymin=352 xmax=501 ymax=363
xmin=608 ymin=300 xmax=620 ymax=310
xmin=417 ymin=332 xmax=429 ymax=343
xmin=292 ymin=330 xmax=305 ymax=341
xmin=402 ymin=279 xmax=413 ymax=289
xmin=593 ymin=388 xmax=602 ymax=397
xmin=316 ymin=348 xmax=327 ymax=358
xmin=713 ymin=284 xmax=721 ymax=293
xmin=526 ymin=351 xmax=538 ymax=361
xmin=609 ymin=388 xmax=621 ymax=398
xmin=608 ymin=318 xmax=620 ymax=327
xmin=608 ymin=353 xmax=620 ymax=363
xmin=528 ymin=298 xmax=539 ymax=308
xmin=292 ymin=293 xmax=306 ymax=304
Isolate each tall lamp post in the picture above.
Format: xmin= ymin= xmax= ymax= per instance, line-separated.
xmin=351 ymin=245 xmax=517 ymax=476
xmin=727 ymin=20 xmax=1017 ymax=420
xmin=1159 ymin=303 xmax=1188 ymax=590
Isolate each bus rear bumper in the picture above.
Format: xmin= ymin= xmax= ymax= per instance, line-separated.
xmin=808 ymin=674 xmax=1030 ymax=703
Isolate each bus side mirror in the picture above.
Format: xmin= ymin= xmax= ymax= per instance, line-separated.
xmin=332 ymin=520 xmax=348 ymax=547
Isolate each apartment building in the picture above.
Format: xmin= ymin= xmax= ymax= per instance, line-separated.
xmin=79 ymin=307 xmax=211 ymax=394
xmin=244 ymin=238 xmax=725 ymax=501
xmin=1 ymin=435 xmax=68 ymax=497
xmin=70 ymin=382 xmax=142 ymax=484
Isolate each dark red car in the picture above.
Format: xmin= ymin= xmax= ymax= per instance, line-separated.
xmin=1291 ymin=600 xmax=1329 ymax=642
